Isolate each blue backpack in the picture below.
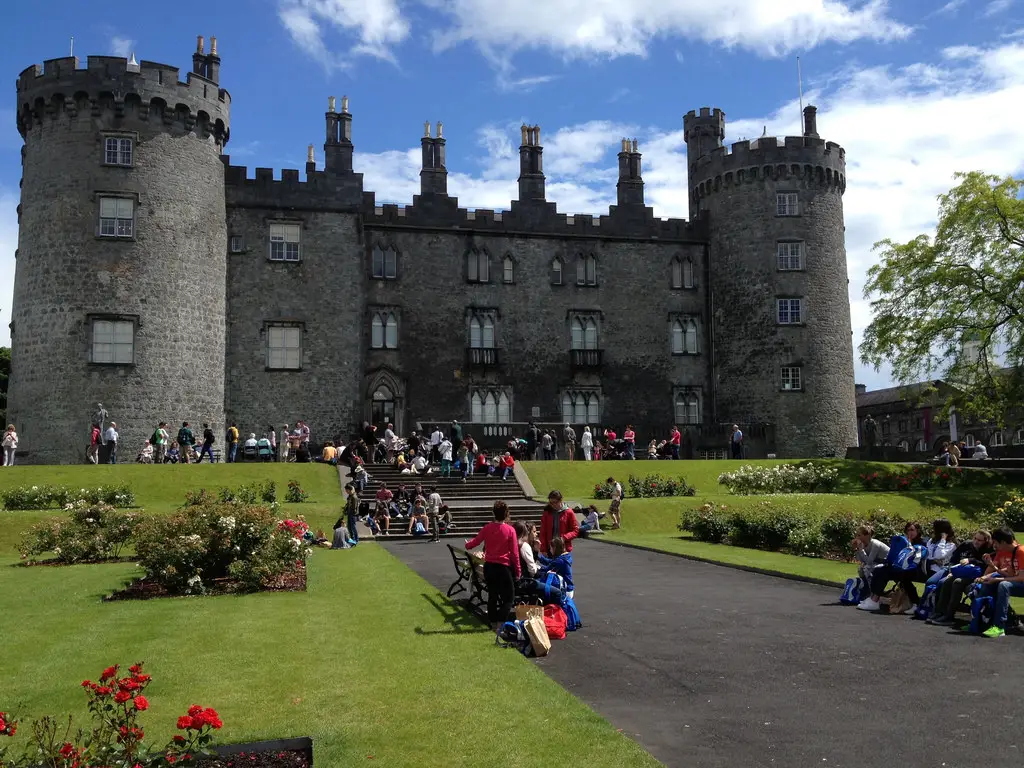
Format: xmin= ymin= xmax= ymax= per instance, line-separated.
xmin=840 ymin=577 xmax=869 ymax=606
xmin=496 ymin=620 xmax=532 ymax=655
xmin=887 ymin=534 xmax=926 ymax=572
xmin=969 ymin=587 xmax=993 ymax=634
xmin=913 ymin=581 xmax=940 ymax=620
xmin=561 ymin=595 xmax=582 ymax=631
xmin=951 ymin=563 xmax=983 ymax=580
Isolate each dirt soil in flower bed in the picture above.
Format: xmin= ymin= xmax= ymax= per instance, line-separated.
xmin=195 ymin=748 xmax=310 ymax=767
xmin=104 ymin=569 xmax=306 ymax=601
xmin=16 ymin=556 xmax=137 ymax=567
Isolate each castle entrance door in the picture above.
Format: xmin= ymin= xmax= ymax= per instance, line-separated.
xmin=372 ymin=385 xmax=396 ymax=432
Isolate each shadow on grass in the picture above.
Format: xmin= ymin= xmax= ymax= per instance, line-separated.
xmin=413 ymin=592 xmax=490 ymax=636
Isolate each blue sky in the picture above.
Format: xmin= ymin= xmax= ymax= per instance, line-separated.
xmin=2 ymin=0 xmax=1023 ymax=391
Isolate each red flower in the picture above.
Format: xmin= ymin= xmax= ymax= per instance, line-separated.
xmin=114 ymin=690 xmax=132 ymax=704
xmin=188 ymin=704 xmax=204 ymax=717
xmin=129 ymin=663 xmax=143 ymax=674
xmin=96 ymin=686 xmax=112 ymax=696
xmin=81 ymin=680 xmax=92 ymax=688
xmin=167 ymin=756 xmax=178 ymax=765
xmin=101 ymin=665 xmax=118 ymax=681
xmin=177 ymin=716 xmax=193 ymax=730
xmin=133 ymin=695 xmax=149 ymax=711
xmin=119 ymin=677 xmax=140 ymax=692
xmin=134 ymin=673 xmax=152 ymax=684
xmin=173 ymin=735 xmax=186 ymax=744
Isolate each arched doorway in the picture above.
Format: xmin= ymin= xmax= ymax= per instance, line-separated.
xmin=364 ymin=367 xmax=406 ymax=437
xmin=372 ymin=385 xmax=395 ymax=432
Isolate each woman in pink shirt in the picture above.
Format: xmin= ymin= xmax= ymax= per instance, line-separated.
xmin=465 ymin=500 xmax=521 ymax=630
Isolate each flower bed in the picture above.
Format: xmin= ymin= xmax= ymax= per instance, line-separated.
xmin=859 ymin=465 xmax=966 ymax=491
xmin=20 ymin=501 xmax=140 ymax=564
xmin=594 ymin=474 xmax=696 ymax=499
xmin=717 ymin=464 xmax=838 ymax=495
xmin=2 ymin=484 xmax=136 ymax=510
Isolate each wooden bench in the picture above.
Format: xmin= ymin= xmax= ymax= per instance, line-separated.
xmin=446 ymin=544 xmax=488 ymax=615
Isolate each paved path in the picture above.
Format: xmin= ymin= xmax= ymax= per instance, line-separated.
xmin=383 ymin=539 xmax=1022 ymax=768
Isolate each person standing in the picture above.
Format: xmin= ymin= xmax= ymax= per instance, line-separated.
xmin=279 ymin=424 xmax=290 ymax=463
xmin=607 ymin=477 xmax=623 ymax=529
xmin=563 ymin=423 xmax=577 ymax=462
xmin=426 ymin=486 xmax=443 ymax=542
xmin=623 ymin=424 xmax=636 ymax=460
xmin=150 ymin=422 xmax=169 ymax=464
xmin=196 ymin=423 xmax=216 ymax=463
xmin=526 ymin=422 xmax=540 ymax=461
xmin=87 ymin=423 xmax=101 ymax=464
xmin=104 ymin=422 xmax=119 ymax=464
xmin=581 ymin=426 xmax=594 ymax=461
xmin=2 ymin=424 xmax=18 ymax=467
xmin=344 ymin=483 xmax=360 ymax=546
xmin=539 ymin=490 xmax=580 ymax=556
xmin=540 ymin=430 xmax=553 ymax=461
xmin=429 ymin=425 xmax=444 ymax=465
xmin=268 ymin=425 xmax=277 ymax=461
xmin=464 ymin=501 xmax=521 ymax=631
xmin=730 ymin=424 xmax=744 ymax=460
xmin=450 ymin=420 xmax=463 ymax=448
xmin=669 ymin=425 xmax=681 ymax=460
xmin=226 ymin=422 xmax=240 ymax=463
xmin=177 ymin=422 xmax=196 ymax=463
xmin=298 ymin=420 xmax=311 ymax=452
xmin=439 ymin=434 xmax=453 ymax=478
xmin=361 ymin=421 xmax=377 ymax=463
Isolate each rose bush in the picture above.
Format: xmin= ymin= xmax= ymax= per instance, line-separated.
xmin=626 ymin=474 xmax=697 ymax=498
xmin=134 ymin=503 xmax=312 ymax=594
xmin=2 ymin=484 xmax=135 ymax=511
xmin=0 ymin=661 xmax=222 ymax=767
xmin=20 ymin=501 xmax=140 ymax=564
xmin=285 ymin=481 xmax=308 ymax=504
xmin=717 ymin=464 xmax=838 ymax=495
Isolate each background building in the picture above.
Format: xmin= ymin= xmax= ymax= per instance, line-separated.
xmin=8 ymin=39 xmax=858 ymax=463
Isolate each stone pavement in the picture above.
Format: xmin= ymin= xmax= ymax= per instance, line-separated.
xmin=383 ymin=538 xmax=1024 ymax=768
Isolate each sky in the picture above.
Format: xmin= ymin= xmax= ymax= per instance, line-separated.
xmin=2 ymin=0 xmax=1023 ymax=391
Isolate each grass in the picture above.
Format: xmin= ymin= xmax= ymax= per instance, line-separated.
xmin=0 ymin=464 xmax=659 ymax=767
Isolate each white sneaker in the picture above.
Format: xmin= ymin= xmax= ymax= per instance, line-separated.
xmin=857 ymin=598 xmax=881 ymax=612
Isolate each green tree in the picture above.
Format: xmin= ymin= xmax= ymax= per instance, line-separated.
xmin=0 ymin=346 xmax=8 ymax=425
xmin=861 ymin=171 xmax=1024 ymax=423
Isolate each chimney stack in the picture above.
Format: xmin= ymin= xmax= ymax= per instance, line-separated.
xmin=616 ymin=137 xmax=644 ymax=207
xmin=518 ymin=124 xmax=545 ymax=202
xmin=324 ymin=95 xmax=354 ymax=174
xmin=803 ymin=105 xmax=818 ymax=138
xmin=420 ymin=119 xmax=448 ymax=196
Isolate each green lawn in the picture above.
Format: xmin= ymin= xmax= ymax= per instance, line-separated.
xmin=0 ymin=464 xmax=659 ymax=767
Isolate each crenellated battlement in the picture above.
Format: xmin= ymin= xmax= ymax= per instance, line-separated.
xmin=690 ymin=135 xmax=846 ymax=200
xmin=16 ymin=55 xmax=230 ymax=142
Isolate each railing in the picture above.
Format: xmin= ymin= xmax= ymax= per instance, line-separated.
xmin=466 ymin=347 xmax=499 ymax=367
xmin=571 ymin=349 xmax=603 ymax=368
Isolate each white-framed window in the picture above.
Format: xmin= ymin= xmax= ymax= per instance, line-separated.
xmin=571 ymin=315 xmax=599 ymax=350
xmin=672 ymin=317 xmax=699 ymax=355
xmin=915 ymin=438 xmax=928 ymax=452
xmin=898 ymin=439 xmax=910 ymax=452
xmin=1014 ymin=429 xmax=1024 ymax=446
xmin=471 ymin=389 xmax=511 ymax=424
xmin=777 ymin=298 xmax=803 ymax=325
xmin=269 ymin=223 xmax=301 ymax=262
xmin=267 ymin=324 xmax=301 ymax=370
xmin=777 ymin=192 xmax=799 ymax=216
xmin=98 ymin=197 xmax=134 ymax=237
xmin=674 ymin=391 xmax=700 ymax=425
xmin=467 ymin=250 xmax=489 ymax=283
xmin=469 ymin=313 xmax=495 ymax=348
xmin=965 ymin=433 xmax=976 ymax=448
xmin=372 ymin=245 xmax=397 ymax=279
xmin=777 ymin=242 xmax=803 ymax=271
xmin=104 ymin=136 xmax=133 ymax=166
xmin=229 ymin=235 xmax=244 ymax=253
xmin=551 ymin=259 xmax=563 ymax=285
xmin=90 ymin=317 xmax=134 ymax=364
xmin=671 ymin=256 xmax=695 ymax=289
xmin=370 ymin=310 xmax=399 ymax=349
xmin=561 ymin=390 xmax=601 ymax=424
xmin=503 ymin=256 xmax=514 ymax=284
xmin=992 ymin=431 xmax=1005 ymax=447
xmin=781 ymin=366 xmax=803 ymax=391
xmin=576 ymin=254 xmax=597 ymax=286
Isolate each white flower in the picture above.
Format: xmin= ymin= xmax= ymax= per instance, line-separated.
xmin=218 ymin=516 xmax=236 ymax=530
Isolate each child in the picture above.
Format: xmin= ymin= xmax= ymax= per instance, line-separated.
xmin=539 ymin=536 xmax=574 ymax=596
xmin=647 ymin=439 xmax=659 ymax=460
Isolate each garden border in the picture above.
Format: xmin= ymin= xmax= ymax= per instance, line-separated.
xmin=593 ymin=537 xmax=845 ymax=590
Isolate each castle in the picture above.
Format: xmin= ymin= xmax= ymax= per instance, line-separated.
xmin=8 ymin=37 xmax=858 ymax=463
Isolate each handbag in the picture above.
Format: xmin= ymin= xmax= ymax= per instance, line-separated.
xmin=543 ymin=604 xmax=567 ymax=640
xmin=888 ymin=587 xmax=912 ymax=615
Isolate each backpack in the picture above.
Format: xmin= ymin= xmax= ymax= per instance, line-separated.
xmin=887 ymin=535 xmax=926 ymax=572
xmin=951 ymin=564 xmax=983 ymax=580
xmin=151 ymin=430 xmax=161 ymax=445
xmin=840 ymin=577 xmax=869 ymax=606
xmin=496 ymin=620 xmax=533 ymax=655
xmin=541 ymin=570 xmax=566 ymax=593
xmin=561 ymin=595 xmax=582 ymax=631
xmin=542 ymin=606 xmax=567 ymax=640
xmin=913 ymin=581 xmax=940 ymax=621
xmin=968 ymin=586 xmax=994 ymax=634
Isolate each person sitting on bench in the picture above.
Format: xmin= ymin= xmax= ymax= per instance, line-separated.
xmin=539 ymin=536 xmax=575 ymax=597
xmin=928 ymin=529 xmax=993 ymax=626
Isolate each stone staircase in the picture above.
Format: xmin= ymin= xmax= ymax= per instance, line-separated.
xmin=343 ymin=463 xmax=546 ymax=541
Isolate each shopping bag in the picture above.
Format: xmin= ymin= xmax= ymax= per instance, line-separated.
xmin=523 ymin=615 xmax=551 ymax=657
xmin=516 ymin=603 xmax=544 ymax=622
xmin=888 ymin=587 xmax=912 ymax=615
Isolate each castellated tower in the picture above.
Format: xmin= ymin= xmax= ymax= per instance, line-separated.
xmin=9 ymin=38 xmax=230 ymax=463
xmin=684 ymin=106 xmax=857 ymax=457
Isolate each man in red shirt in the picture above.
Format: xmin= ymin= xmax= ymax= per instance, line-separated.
xmin=499 ymin=451 xmax=515 ymax=481
xmin=539 ymin=490 xmax=580 ymax=556
xmin=670 ymin=425 xmax=681 ymax=460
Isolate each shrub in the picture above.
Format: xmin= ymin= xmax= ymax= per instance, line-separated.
xmin=184 ymin=488 xmax=217 ymax=506
xmin=717 ymin=463 xmax=839 ymax=495
xmin=285 ymin=480 xmax=308 ymax=503
xmin=626 ymin=473 xmax=697 ymax=498
xmin=820 ymin=511 xmax=859 ymax=554
xmin=134 ymin=502 xmax=311 ymax=594
xmin=788 ymin=524 xmax=828 ymax=557
xmin=865 ymin=508 xmax=908 ymax=543
xmin=726 ymin=503 xmax=803 ymax=550
xmin=680 ymin=503 xmax=732 ymax=543
xmin=859 ymin=465 xmax=968 ymax=492
xmin=2 ymin=484 xmax=135 ymax=510
xmin=20 ymin=502 xmax=140 ymax=563
xmin=594 ymin=483 xmax=613 ymax=500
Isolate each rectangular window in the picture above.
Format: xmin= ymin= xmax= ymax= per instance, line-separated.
xmin=777 ymin=242 xmax=803 ymax=270
xmin=229 ymin=235 xmax=244 ymax=253
xmin=777 ymin=192 xmax=799 ymax=216
xmin=371 ymin=311 xmax=399 ymax=349
xmin=372 ymin=246 xmax=398 ymax=279
xmin=91 ymin=318 xmax=134 ymax=364
xmin=269 ymin=223 xmax=301 ymax=262
xmin=104 ymin=137 xmax=133 ymax=166
xmin=267 ymin=325 xmax=301 ymax=370
xmin=99 ymin=197 xmax=134 ymax=238
xmin=777 ymin=298 xmax=803 ymax=325
xmin=781 ymin=366 xmax=802 ymax=391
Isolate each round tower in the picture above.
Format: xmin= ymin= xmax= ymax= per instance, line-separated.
xmin=684 ymin=105 xmax=857 ymax=457
xmin=9 ymin=38 xmax=230 ymax=463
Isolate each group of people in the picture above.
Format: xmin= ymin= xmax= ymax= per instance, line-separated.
xmin=332 ymin=480 xmax=450 ymax=546
xmin=850 ymin=519 xmax=1024 ymax=637
xmin=936 ymin=439 xmax=989 ymax=466
xmin=132 ymin=421 xmax=314 ymax=465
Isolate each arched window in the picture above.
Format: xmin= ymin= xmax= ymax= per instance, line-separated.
xmin=562 ymin=391 xmax=600 ymax=423
xmin=471 ymin=391 xmax=483 ymax=422
xmin=682 ymin=258 xmax=694 ymax=288
xmin=371 ymin=311 xmax=398 ymax=349
xmin=498 ymin=392 xmax=511 ymax=423
xmin=992 ymin=431 xmax=1005 ymax=447
xmin=503 ymin=256 xmax=514 ymax=283
xmin=915 ymin=438 xmax=927 ymax=452
xmin=468 ymin=251 xmax=489 ymax=283
xmin=898 ymin=440 xmax=909 ymax=452
xmin=472 ymin=389 xmax=511 ymax=424
xmin=571 ymin=316 xmax=598 ymax=350
xmin=671 ymin=258 xmax=683 ymax=289
xmin=483 ymin=392 xmax=497 ymax=424
xmin=551 ymin=258 xmax=563 ymax=285
xmin=674 ymin=391 xmax=699 ymax=425
xmin=965 ymin=433 xmax=975 ymax=448
xmin=469 ymin=315 xmax=495 ymax=348
xmin=672 ymin=318 xmax=699 ymax=354
xmin=372 ymin=245 xmax=397 ymax=279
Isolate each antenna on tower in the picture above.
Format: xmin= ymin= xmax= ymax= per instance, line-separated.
xmin=797 ymin=56 xmax=804 ymax=121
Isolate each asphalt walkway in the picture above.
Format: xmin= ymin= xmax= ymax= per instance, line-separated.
xmin=382 ymin=539 xmax=1022 ymax=768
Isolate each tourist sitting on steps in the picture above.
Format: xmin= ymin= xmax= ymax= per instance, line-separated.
xmin=499 ymin=451 xmax=515 ymax=480
xmin=407 ymin=500 xmax=431 ymax=537
xmin=410 ymin=452 xmax=429 ymax=474
xmin=464 ymin=501 xmax=521 ymax=631
xmin=474 ymin=450 xmax=490 ymax=475
xmin=371 ymin=500 xmax=390 ymax=537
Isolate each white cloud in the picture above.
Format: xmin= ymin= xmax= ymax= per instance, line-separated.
xmin=935 ymin=0 xmax=966 ymax=15
xmin=110 ymin=36 xmax=134 ymax=58
xmin=278 ymin=0 xmax=410 ymax=68
xmin=984 ymin=0 xmax=1013 ymax=17
xmin=0 ymin=187 xmax=18 ymax=347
